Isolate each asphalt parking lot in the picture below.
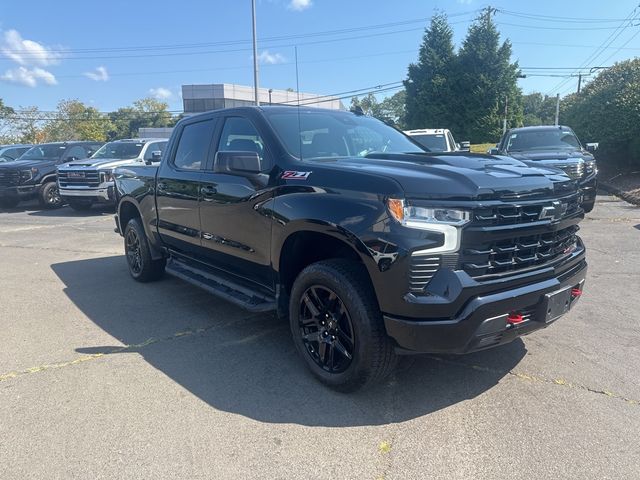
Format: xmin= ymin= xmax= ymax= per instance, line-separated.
xmin=1 ymin=194 xmax=639 ymax=480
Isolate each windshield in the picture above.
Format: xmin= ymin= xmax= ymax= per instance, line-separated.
xmin=409 ymin=134 xmax=447 ymax=152
xmin=20 ymin=144 xmax=66 ymax=161
xmin=506 ymin=130 xmax=581 ymax=152
xmin=265 ymin=111 xmax=427 ymax=160
xmin=91 ymin=142 xmax=144 ymax=159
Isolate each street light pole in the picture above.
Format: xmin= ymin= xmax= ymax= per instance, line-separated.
xmin=251 ymin=0 xmax=260 ymax=106
xmin=554 ymin=93 xmax=560 ymax=126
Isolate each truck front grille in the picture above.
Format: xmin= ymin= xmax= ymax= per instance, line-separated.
xmin=0 ymin=170 xmax=20 ymax=186
xmin=473 ymin=195 xmax=581 ymax=227
xmin=58 ymin=170 xmax=100 ymax=188
xmin=557 ymin=162 xmax=584 ymax=180
xmin=461 ymin=224 xmax=580 ymax=279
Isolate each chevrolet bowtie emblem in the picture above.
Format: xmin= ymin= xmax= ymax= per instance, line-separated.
xmin=540 ymin=201 xmax=568 ymax=221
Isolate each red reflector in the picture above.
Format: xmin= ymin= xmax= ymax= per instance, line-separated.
xmin=571 ymin=288 xmax=583 ymax=297
xmin=507 ymin=313 xmax=524 ymax=324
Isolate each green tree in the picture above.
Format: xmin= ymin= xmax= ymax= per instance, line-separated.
xmin=0 ymin=98 xmax=17 ymax=143
xmin=43 ymin=99 xmax=112 ymax=141
xmin=404 ymin=13 xmax=456 ymax=131
xmin=563 ymin=58 xmax=640 ymax=169
xmin=108 ymin=97 xmax=175 ymax=139
xmin=350 ymin=90 xmax=406 ymax=127
xmin=523 ymin=92 xmax=557 ymax=126
xmin=456 ymin=8 xmax=523 ymax=142
xmin=3 ymin=106 xmax=46 ymax=144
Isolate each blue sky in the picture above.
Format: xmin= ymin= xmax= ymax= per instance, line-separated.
xmin=0 ymin=0 xmax=639 ymax=112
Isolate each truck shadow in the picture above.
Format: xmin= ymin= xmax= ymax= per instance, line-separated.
xmin=51 ymin=255 xmax=526 ymax=427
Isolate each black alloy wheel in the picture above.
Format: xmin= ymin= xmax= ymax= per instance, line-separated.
xmin=125 ymin=227 xmax=143 ymax=276
xmin=298 ymin=285 xmax=355 ymax=373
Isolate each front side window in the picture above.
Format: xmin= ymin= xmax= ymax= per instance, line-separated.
xmin=173 ymin=119 xmax=215 ymax=170
xmin=20 ymin=144 xmax=66 ymax=161
xmin=266 ymin=111 xmax=426 ymax=160
xmin=216 ymin=116 xmax=270 ymax=170
xmin=144 ymin=142 xmax=167 ymax=161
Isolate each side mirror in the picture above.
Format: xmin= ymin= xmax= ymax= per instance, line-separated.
xmin=585 ymin=143 xmax=599 ymax=152
xmin=459 ymin=141 xmax=471 ymax=152
xmin=67 ymin=156 xmax=79 ymax=162
xmin=488 ymin=148 xmax=499 ymax=155
xmin=214 ymin=151 xmax=262 ymax=174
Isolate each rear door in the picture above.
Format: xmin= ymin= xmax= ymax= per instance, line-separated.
xmin=156 ymin=117 xmax=217 ymax=253
xmin=198 ymin=115 xmax=275 ymax=289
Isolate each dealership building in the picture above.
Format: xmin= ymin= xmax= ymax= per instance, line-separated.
xmin=181 ymin=83 xmax=345 ymax=113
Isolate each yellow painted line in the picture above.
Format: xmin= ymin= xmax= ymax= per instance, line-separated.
xmin=426 ymin=356 xmax=639 ymax=407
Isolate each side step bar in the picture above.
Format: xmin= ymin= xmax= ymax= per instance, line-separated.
xmin=165 ymin=258 xmax=276 ymax=313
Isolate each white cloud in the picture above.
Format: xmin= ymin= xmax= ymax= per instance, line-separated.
xmin=289 ymin=0 xmax=312 ymax=11
xmin=84 ymin=66 xmax=109 ymax=81
xmin=257 ymin=50 xmax=286 ymax=65
xmin=1 ymin=66 xmax=57 ymax=87
xmin=149 ymin=87 xmax=172 ymax=100
xmin=0 ymin=29 xmax=60 ymax=66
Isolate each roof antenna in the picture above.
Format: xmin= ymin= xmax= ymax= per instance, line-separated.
xmin=295 ymin=45 xmax=303 ymax=160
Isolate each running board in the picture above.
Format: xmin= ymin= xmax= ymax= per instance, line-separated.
xmin=165 ymin=258 xmax=276 ymax=312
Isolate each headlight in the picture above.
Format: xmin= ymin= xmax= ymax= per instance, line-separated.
xmin=19 ymin=168 xmax=38 ymax=182
xmin=585 ymin=159 xmax=597 ymax=175
xmin=387 ymin=199 xmax=470 ymax=253
xmin=100 ymin=170 xmax=114 ymax=183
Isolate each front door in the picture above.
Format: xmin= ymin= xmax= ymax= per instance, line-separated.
xmin=198 ymin=115 xmax=275 ymax=289
xmin=156 ymin=117 xmax=216 ymax=253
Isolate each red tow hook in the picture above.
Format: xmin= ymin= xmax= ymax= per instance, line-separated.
xmin=507 ymin=312 xmax=524 ymax=325
xmin=571 ymin=288 xmax=583 ymax=298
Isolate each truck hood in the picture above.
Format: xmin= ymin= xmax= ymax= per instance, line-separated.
xmin=0 ymin=159 xmax=56 ymax=170
xmin=507 ymin=150 xmax=594 ymax=162
xmin=63 ymin=158 xmax=142 ymax=170
xmin=309 ymin=153 xmax=576 ymax=200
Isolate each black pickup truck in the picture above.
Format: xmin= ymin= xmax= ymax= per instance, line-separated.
xmin=490 ymin=126 xmax=598 ymax=212
xmin=114 ymin=106 xmax=587 ymax=391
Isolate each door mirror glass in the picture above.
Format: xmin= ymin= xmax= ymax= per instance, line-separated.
xmin=585 ymin=143 xmax=598 ymax=152
xmin=151 ymin=151 xmax=162 ymax=162
xmin=214 ymin=151 xmax=262 ymax=174
xmin=488 ymin=148 xmax=499 ymax=155
xmin=459 ymin=141 xmax=471 ymax=152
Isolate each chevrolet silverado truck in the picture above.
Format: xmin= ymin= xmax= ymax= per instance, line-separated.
xmin=490 ymin=126 xmax=598 ymax=212
xmin=113 ymin=106 xmax=587 ymax=391
xmin=57 ymin=138 xmax=167 ymax=211
xmin=0 ymin=141 xmax=103 ymax=209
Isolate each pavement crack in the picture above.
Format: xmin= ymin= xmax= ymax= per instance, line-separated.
xmin=0 ymin=321 xmax=240 ymax=383
xmin=426 ymin=355 xmax=639 ymax=407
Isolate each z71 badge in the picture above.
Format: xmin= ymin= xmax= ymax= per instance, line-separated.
xmin=281 ymin=170 xmax=312 ymax=180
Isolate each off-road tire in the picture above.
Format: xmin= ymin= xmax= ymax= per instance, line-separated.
xmin=124 ymin=217 xmax=166 ymax=282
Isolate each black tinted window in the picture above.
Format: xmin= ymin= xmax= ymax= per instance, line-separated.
xmin=65 ymin=146 xmax=87 ymax=160
xmin=217 ymin=117 xmax=270 ymax=171
xmin=173 ymin=120 xmax=215 ymax=170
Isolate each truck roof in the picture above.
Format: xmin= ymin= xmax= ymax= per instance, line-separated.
xmin=508 ymin=125 xmax=574 ymax=133
xmin=403 ymin=129 xmax=449 ymax=135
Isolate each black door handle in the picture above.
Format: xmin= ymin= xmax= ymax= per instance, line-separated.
xmin=200 ymin=185 xmax=217 ymax=196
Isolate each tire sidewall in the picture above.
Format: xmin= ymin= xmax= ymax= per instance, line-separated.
xmin=40 ymin=182 xmax=62 ymax=209
xmin=124 ymin=218 xmax=149 ymax=280
xmin=289 ymin=262 xmax=385 ymax=390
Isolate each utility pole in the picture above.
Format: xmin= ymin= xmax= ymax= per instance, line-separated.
xmin=554 ymin=93 xmax=560 ymax=126
xmin=251 ymin=0 xmax=260 ymax=106
xmin=577 ymin=73 xmax=582 ymax=94
xmin=503 ymin=95 xmax=508 ymax=134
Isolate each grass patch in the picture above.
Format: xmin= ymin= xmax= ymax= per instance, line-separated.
xmin=471 ymin=143 xmax=494 ymax=154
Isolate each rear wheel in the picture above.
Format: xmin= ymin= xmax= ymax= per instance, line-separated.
xmin=68 ymin=199 xmax=93 ymax=211
xmin=39 ymin=181 xmax=63 ymax=209
xmin=289 ymin=259 xmax=397 ymax=392
xmin=124 ymin=217 xmax=166 ymax=282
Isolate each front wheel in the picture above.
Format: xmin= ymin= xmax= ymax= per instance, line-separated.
xmin=289 ymin=259 xmax=397 ymax=392
xmin=39 ymin=182 xmax=63 ymax=209
xmin=124 ymin=217 xmax=166 ymax=282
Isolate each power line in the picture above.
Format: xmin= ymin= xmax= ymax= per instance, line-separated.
xmin=498 ymin=9 xmax=639 ymax=24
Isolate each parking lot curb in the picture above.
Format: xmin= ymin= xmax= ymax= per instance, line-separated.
xmin=598 ymin=182 xmax=640 ymax=206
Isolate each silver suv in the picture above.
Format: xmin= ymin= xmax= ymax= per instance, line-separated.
xmin=57 ymin=138 xmax=167 ymax=211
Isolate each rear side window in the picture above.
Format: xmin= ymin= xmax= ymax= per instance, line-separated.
xmin=173 ymin=120 xmax=215 ymax=170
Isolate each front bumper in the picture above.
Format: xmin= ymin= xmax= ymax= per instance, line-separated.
xmin=59 ymin=184 xmax=114 ymax=203
xmin=579 ymin=175 xmax=597 ymax=203
xmin=0 ymin=184 xmax=38 ymax=199
xmin=384 ymin=256 xmax=587 ymax=354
